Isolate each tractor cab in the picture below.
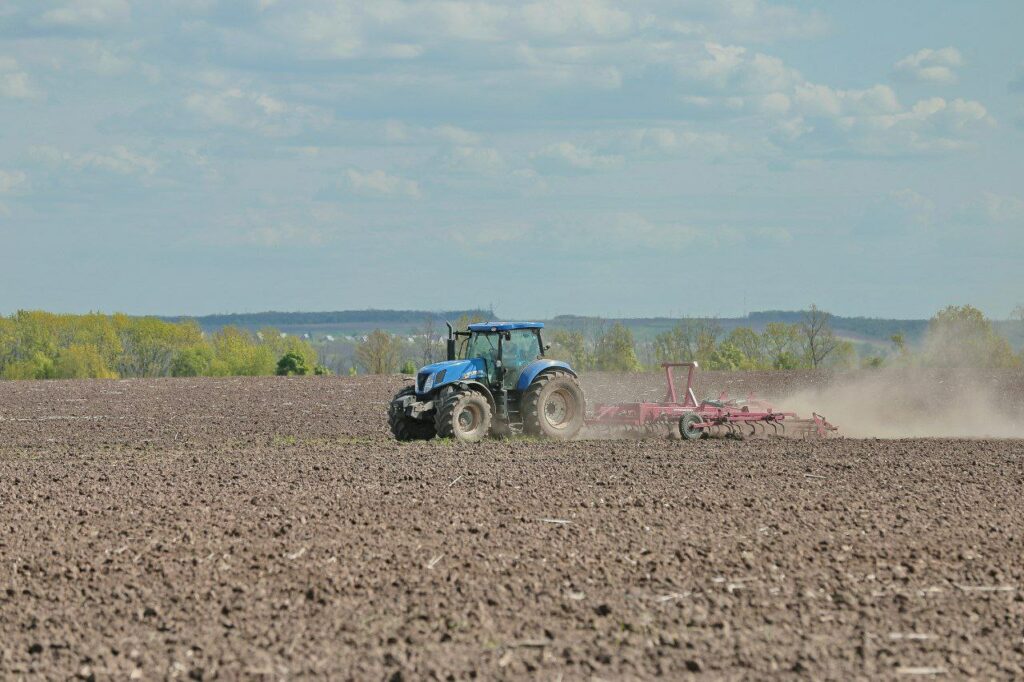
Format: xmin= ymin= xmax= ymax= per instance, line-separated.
xmin=455 ymin=322 xmax=545 ymax=389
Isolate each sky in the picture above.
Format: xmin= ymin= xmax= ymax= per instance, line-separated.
xmin=1 ymin=0 xmax=1022 ymax=320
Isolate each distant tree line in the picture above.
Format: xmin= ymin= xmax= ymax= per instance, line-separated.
xmin=346 ymin=304 xmax=1022 ymax=375
xmin=164 ymin=308 xmax=493 ymax=331
xmin=3 ymin=305 xmax=1018 ymax=380
xmin=0 ymin=311 xmax=326 ymax=380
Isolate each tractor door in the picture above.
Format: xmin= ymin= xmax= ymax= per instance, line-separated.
xmin=502 ymin=329 xmax=543 ymax=389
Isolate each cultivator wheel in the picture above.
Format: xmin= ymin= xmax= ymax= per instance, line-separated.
xmin=388 ymin=386 xmax=436 ymax=441
xmin=434 ymin=388 xmax=492 ymax=443
xmin=679 ymin=413 xmax=704 ymax=440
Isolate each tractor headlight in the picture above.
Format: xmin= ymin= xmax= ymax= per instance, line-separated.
xmin=423 ymin=373 xmax=435 ymax=392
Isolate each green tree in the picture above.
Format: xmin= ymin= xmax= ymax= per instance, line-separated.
xmin=210 ymin=326 xmax=276 ymax=376
xmin=594 ymin=322 xmax=642 ymax=371
xmin=653 ymin=319 xmax=721 ymax=365
xmin=400 ymin=359 xmax=418 ymax=374
xmin=825 ymin=340 xmax=858 ymax=369
xmin=355 ymin=329 xmax=403 ymax=374
xmin=54 ymin=344 xmax=117 ymax=379
xmin=726 ymin=327 xmax=765 ymax=368
xmin=705 ymin=342 xmax=751 ymax=371
xmin=259 ymin=328 xmax=319 ymax=371
xmin=2 ymin=352 xmax=56 ymax=380
xmin=800 ymin=305 xmax=839 ymax=368
xmin=171 ymin=346 xmax=214 ymax=377
xmin=550 ymin=329 xmax=593 ymax=370
xmin=115 ymin=315 xmax=204 ymax=377
xmin=922 ymin=305 xmax=1018 ymax=368
xmin=761 ymin=322 xmax=803 ymax=369
xmin=276 ymin=351 xmax=310 ymax=376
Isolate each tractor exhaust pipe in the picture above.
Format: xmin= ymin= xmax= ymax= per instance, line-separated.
xmin=445 ymin=321 xmax=455 ymax=361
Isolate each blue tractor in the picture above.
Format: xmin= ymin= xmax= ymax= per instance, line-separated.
xmin=388 ymin=321 xmax=585 ymax=442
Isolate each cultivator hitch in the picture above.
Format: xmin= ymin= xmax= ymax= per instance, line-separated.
xmin=584 ymin=362 xmax=837 ymax=440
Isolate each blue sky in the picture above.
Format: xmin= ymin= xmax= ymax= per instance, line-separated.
xmin=1 ymin=0 xmax=1022 ymax=319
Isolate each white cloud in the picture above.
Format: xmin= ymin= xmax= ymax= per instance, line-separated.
xmin=39 ymin=0 xmax=131 ymax=28
xmin=532 ymin=142 xmax=623 ymax=173
xmin=32 ymin=145 xmax=159 ymax=176
xmin=0 ymin=57 xmax=40 ymax=99
xmin=520 ymin=1 xmax=633 ymax=39
xmin=242 ymin=224 xmax=330 ymax=247
xmin=344 ymin=169 xmax=422 ymax=198
xmin=888 ymin=189 xmax=935 ymax=226
xmin=440 ymin=146 xmax=507 ymax=174
xmin=0 ymin=170 xmax=28 ymax=195
xmin=447 ymin=220 xmax=535 ymax=255
xmin=184 ymin=87 xmax=328 ymax=137
xmin=684 ymin=42 xmax=802 ymax=94
xmin=598 ymin=213 xmax=703 ymax=249
xmin=963 ymin=192 xmax=1024 ymax=225
xmin=793 ymin=83 xmax=900 ymax=118
xmin=894 ymin=47 xmax=963 ymax=84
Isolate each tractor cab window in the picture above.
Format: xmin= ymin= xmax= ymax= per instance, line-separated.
xmin=503 ymin=329 xmax=541 ymax=387
xmin=505 ymin=329 xmax=541 ymax=365
xmin=461 ymin=332 xmax=500 ymax=363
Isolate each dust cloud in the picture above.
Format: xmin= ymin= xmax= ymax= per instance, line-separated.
xmin=777 ymin=369 xmax=1024 ymax=439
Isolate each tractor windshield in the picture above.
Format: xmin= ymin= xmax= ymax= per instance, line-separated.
xmin=461 ymin=332 xmax=500 ymax=363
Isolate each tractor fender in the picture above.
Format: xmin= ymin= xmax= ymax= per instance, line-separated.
xmin=446 ymin=380 xmax=497 ymax=412
xmin=515 ymin=360 xmax=577 ymax=392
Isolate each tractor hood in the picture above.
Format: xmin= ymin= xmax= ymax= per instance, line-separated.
xmin=415 ymin=358 xmax=488 ymax=395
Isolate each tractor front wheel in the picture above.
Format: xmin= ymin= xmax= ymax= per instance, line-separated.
xmin=522 ymin=371 xmax=584 ymax=440
xmin=435 ymin=388 xmax=492 ymax=443
xmin=388 ymin=386 xmax=436 ymax=441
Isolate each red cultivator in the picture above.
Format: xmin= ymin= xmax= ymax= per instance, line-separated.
xmin=585 ymin=363 xmax=837 ymax=440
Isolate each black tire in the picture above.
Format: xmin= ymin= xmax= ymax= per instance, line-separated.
xmin=388 ymin=386 xmax=436 ymax=441
xmin=522 ymin=370 xmax=585 ymax=440
xmin=679 ymin=412 xmax=704 ymax=441
xmin=434 ymin=388 xmax=492 ymax=443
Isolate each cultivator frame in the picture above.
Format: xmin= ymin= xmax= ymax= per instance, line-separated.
xmin=585 ymin=362 xmax=837 ymax=440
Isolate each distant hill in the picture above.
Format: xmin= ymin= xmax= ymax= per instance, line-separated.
xmin=162 ymin=309 xmax=494 ymax=335
xmin=162 ymin=308 xmax=1022 ymax=350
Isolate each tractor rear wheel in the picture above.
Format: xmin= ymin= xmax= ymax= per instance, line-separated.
xmin=435 ymin=388 xmax=492 ymax=443
xmin=678 ymin=412 xmax=704 ymax=440
xmin=388 ymin=386 xmax=436 ymax=441
xmin=522 ymin=370 xmax=584 ymax=440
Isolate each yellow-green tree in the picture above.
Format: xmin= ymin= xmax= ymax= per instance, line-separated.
xmin=922 ymin=305 xmax=1019 ymax=368
xmin=259 ymin=327 xmax=318 ymax=371
xmin=54 ymin=344 xmax=118 ymax=379
xmin=550 ymin=329 xmax=593 ymax=370
xmin=726 ymin=327 xmax=765 ymax=368
xmin=800 ymin=305 xmax=840 ymax=368
xmin=355 ymin=329 xmax=403 ymax=374
xmin=114 ymin=315 xmax=204 ymax=377
xmin=761 ymin=322 xmax=803 ymax=370
xmin=594 ymin=322 xmax=642 ymax=371
xmin=209 ymin=326 xmax=276 ymax=376
xmin=653 ymin=319 xmax=721 ymax=365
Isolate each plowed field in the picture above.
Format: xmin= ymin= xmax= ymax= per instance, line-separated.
xmin=2 ymin=373 xmax=1023 ymax=679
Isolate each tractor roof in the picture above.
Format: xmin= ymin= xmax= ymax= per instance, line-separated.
xmin=467 ymin=321 xmax=544 ymax=332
